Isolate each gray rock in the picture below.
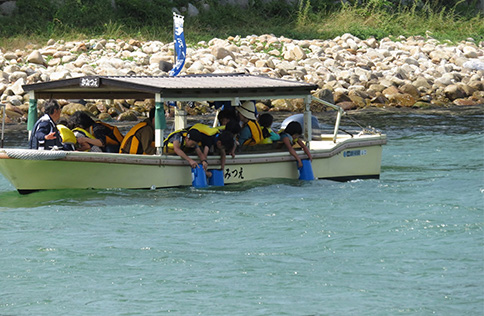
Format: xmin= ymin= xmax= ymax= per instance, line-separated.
xmin=26 ymin=50 xmax=45 ymax=65
xmin=444 ymin=85 xmax=466 ymax=100
xmin=0 ymin=1 xmax=16 ymax=16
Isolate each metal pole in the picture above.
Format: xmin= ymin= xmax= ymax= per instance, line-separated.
xmin=303 ymin=95 xmax=312 ymax=147
xmin=155 ymin=93 xmax=166 ymax=155
xmin=311 ymin=96 xmax=345 ymax=143
xmin=173 ymin=12 xmax=177 ymax=66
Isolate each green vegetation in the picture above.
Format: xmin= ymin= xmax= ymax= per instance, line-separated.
xmin=0 ymin=0 xmax=482 ymax=50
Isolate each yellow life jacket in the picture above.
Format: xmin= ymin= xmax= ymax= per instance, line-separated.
xmin=57 ymin=124 xmax=77 ymax=145
xmin=162 ymin=128 xmax=189 ymax=154
xmin=243 ymin=120 xmax=263 ymax=146
xmin=94 ymin=121 xmax=124 ymax=146
xmin=73 ymin=127 xmax=96 ymax=139
xmin=119 ymin=121 xmax=148 ymax=154
xmin=190 ymin=123 xmax=219 ymax=136
xmin=163 ymin=124 xmax=218 ymax=154
xmin=260 ymin=127 xmax=274 ymax=144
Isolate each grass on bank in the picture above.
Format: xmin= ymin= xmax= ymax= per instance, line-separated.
xmin=0 ymin=1 xmax=482 ymax=50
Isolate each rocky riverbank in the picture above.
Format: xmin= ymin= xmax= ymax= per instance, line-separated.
xmin=0 ymin=33 xmax=483 ymax=123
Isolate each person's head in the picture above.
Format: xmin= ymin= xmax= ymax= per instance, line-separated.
xmin=57 ymin=117 xmax=70 ymax=128
xmin=258 ymin=113 xmax=273 ymax=128
xmin=70 ymin=111 xmax=95 ymax=129
xmin=237 ymin=101 xmax=257 ymax=122
xmin=44 ymin=100 xmax=61 ymax=122
xmin=185 ymin=129 xmax=202 ymax=148
xmin=217 ymin=109 xmax=237 ymax=126
xmin=284 ymin=121 xmax=302 ymax=137
xmin=224 ymin=119 xmax=241 ymax=135
xmin=216 ymin=130 xmax=235 ymax=153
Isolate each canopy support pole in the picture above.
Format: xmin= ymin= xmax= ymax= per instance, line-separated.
xmin=155 ymin=93 xmax=166 ymax=155
xmin=303 ymin=95 xmax=312 ymax=147
xmin=27 ymin=91 xmax=37 ymax=140
xmin=174 ymin=102 xmax=187 ymax=131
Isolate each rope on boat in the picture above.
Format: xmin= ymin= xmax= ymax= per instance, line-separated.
xmin=3 ymin=149 xmax=67 ymax=160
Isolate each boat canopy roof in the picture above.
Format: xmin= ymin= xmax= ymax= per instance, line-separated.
xmin=22 ymin=73 xmax=318 ymax=102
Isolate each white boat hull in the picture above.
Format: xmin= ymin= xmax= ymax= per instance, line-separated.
xmin=0 ymin=134 xmax=386 ymax=193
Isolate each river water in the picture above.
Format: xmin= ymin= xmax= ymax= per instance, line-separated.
xmin=0 ymin=107 xmax=483 ymax=315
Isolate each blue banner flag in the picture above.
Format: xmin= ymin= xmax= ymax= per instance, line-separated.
xmin=169 ymin=13 xmax=186 ymax=77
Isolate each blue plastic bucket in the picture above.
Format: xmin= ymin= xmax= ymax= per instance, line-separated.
xmin=208 ymin=169 xmax=225 ymax=186
xmin=191 ymin=164 xmax=208 ymax=188
xmin=298 ymin=159 xmax=315 ymax=180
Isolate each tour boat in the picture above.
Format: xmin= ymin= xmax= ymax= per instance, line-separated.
xmin=0 ymin=73 xmax=386 ymax=194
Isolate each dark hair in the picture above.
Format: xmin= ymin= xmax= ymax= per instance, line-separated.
xmin=70 ymin=111 xmax=95 ymax=129
xmin=217 ymin=109 xmax=237 ymax=123
xmin=258 ymin=113 xmax=273 ymax=128
xmin=57 ymin=118 xmax=70 ymax=127
xmin=224 ymin=119 xmax=241 ymax=135
xmin=44 ymin=100 xmax=60 ymax=115
xmin=284 ymin=121 xmax=302 ymax=136
xmin=187 ymin=129 xmax=202 ymax=142
xmin=218 ymin=130 xmax=235 ymax=152
xmin=149 ymin=107 xmax=156 ymax=120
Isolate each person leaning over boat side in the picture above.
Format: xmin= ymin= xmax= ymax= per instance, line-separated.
xmin=69 ymin=111 xmax=104 ymax=152
xmin=163 ymin=128 xmax=209 ymax=169
xmin=29 ymin=100 xmax=67 ymax=150
xmin=188 ymin=124 xmax=236 ymax=173
xmin=92 ymin=120 xmax=124 ymax=153
xmin=258 ymin=113 xmax=280 ymax=144
xmin=119 ymin=107 xmax=156 ymax=155
xmin=236 ymin=101 xmax=263 ymax=149
xmin=277 ymin=121 xmax=312 ymax=168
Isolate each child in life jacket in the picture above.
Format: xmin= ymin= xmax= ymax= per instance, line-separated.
xmin=258 ymin=113 xmax=280 ymax=144
xmin=69 ymin=111 xmax=103 ymax=152
xmin=164 ymin=124 xmax=235 ymax=172
xmin=235 ymin=101 xmax=263 ymax=148
xmin=278 ymin=121 xmax=312 ymax=168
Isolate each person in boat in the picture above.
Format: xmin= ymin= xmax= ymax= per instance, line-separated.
xmin=91 ymin=119 xmax=124 ymax=153
xmin=69 ymin=111 xmax=104 ymax=152
xmin=29 ymin=100 xmax=69 ymax=150
xmin=216 ymin=108 xmax=239 ymax=131
xmin=278 ymin=121 xmax=312 ymax=168
xmin=236 ymin=101 xmax=263 ymax=149
xmin=119 ymin=107 xmax=156 ymax=155
xmin=56 ymin=118 xmax=77 ymax=151
xmin=258 ymin=113 xmax=280 ymax=144
xmin=189 ymin=124 xmax=236 ymax=172
xmin=163 ymin=127 xmax=209 ymax=169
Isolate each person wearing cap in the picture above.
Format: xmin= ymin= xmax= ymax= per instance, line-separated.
xmin=236 ymin=101 xmax=263 ymax=148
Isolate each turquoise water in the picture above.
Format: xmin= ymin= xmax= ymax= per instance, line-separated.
xmin=1 ymin=108 xmax=483 ymax=315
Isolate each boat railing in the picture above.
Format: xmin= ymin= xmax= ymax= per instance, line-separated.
xmin=311 ymin=96 xmax=345 ymax=143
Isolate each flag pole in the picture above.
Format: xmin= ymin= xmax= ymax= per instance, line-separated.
xmin=173 ymin=12 xmax=177 ymax=67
